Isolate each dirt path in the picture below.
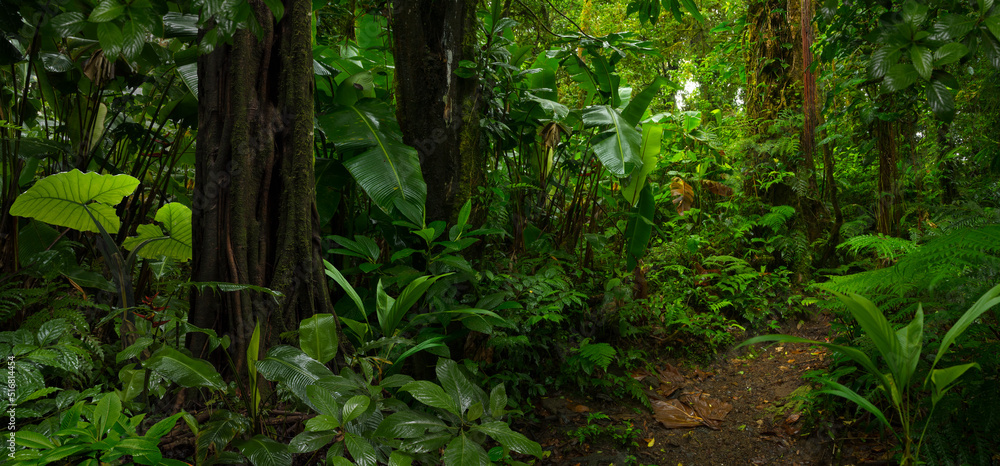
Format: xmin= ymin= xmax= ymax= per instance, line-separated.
xmin=518 ymin=313 xmax=892 ymax=465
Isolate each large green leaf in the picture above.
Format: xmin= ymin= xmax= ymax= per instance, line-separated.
xmin=527 ymin=51 xmax=559 ymax=101
xmin=930 ymin=363 xmax=979 ymax=404
xmin=306 ymin=384 xmax=343 ymax=419
xmin=299 ymin=313 xmax=338 ymax=364
xmin=344 ymin=432 xmax=377 ymax=466
xmin=317 ymin=100 xmax=426 ymax=225
xmin=624 ymin=185 xmax=655 ymax=270
xmin=341 ymin=395 xmax=371 ymax=424
xmin=471 ymin=421 xmax=542 ymax=457
xmin=621 ymin=77 xmax=671 ymax=126
xmin=380 ymin=274 xmax=448 ymax=337
xmin=92 ymin=392 xmax=122 ymax=435
xmin=10 ymin=169 xmax=139 ymax=234
xmin=374 ymin=410 xmax=446 ymax=438
xmin=256 ymin=346 xmax=334 ymax=406
xmin=817 ymin=381 xmax=893 ymax=431
xmin=143 ymin=347 xmax=226 ymax=391
xmin=581 ymin=106 xmax=643 ymax=177
xmin=925 ymin=78 xmax=955 ymax=122
xmin=443 ymin=433 xmax=489 ymax=466
xmin=400 ymin=381 xmax=459 ymax=415
xmin=910 ymin=45 xmax=933 ymax=80
xmin=236 ymin=435 xmax=292 ymax=466
xmin=436 ymin=358 xmax=484 ymax=416
xmin=122 ymin=203 xmax=193 ymax=262
xmin=621 ymin=124 xmax=662 ymax=205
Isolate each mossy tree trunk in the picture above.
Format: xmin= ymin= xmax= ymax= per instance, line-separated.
xmin=391 ymin=0 xmax=482 ymax=224
xmin=190 ymin=0 xmax=334 ymax=371
xmin=744 ymin=0 xmax=828 ymax=275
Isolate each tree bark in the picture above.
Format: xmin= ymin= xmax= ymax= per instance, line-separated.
xmin=874 ymin=116 xmax=901 ymax=235
xmin=391 ymin=0 xmax=482 ymax=224
xmin=190 ymin=0 xmax=334 ymax=371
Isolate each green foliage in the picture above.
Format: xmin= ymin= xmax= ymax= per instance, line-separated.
xmin=10 ymin=170 xmax=140 ymax=234
xmin=11 ymin=393 xmax=185 ymax=465
xmin=740 ymin=284 xmax=1000 ymax=465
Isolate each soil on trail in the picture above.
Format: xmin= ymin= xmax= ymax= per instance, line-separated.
xmin=516 ymin=313 xmax=894 ymax=465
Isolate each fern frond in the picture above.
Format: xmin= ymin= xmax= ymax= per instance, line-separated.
xmin=758 ymin=205 xmax=796 ymax=231
xmin=838 ymin=234 xmax=917 ymax=262
xmin=184 ymin=281 xmax=284 ymax=298
xmin=579 ymin=342 xmax=616 ymax=371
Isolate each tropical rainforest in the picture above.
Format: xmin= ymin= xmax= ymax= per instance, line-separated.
xmin=1 ymin=0 xmax=999 ymax=464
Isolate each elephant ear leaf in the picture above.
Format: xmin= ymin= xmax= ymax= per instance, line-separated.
xmin=10 ymin=169 xmax=139 ymax=234
xmin=122 ymin=203 xmax=193 ymax=262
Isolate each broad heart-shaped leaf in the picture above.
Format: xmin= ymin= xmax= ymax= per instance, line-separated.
xmin=621 ymin=124 xmax=662 ymax=205
xmin=236 ymin=435 xmax=292 ymax=466
xmin=471 ymin=421 xmax=542 ymax=457
xmin=926 ymin=78 xmax=955 ymax=122
xmin=443 ymin=433 xmax=489 ymax=466
xmin=10 ymin=169 xmax=139 ymax=234
xmin=143 ymin=346 xmax=226 ymax=391
xmin=582 ymin=106 xmax=643 ymax=177
xmin=400 ymin=380 xmax=460 ymax=415
xmin=122 ymin=203 xmax=193 ymax=262
xmin=299 ymin=313 xmax=338 ymax=364
xmin=256 ymin=346 xmax=334 ymax=407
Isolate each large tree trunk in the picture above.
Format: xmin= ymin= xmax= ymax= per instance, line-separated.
xmin=190 ymin=0 xmax=334 ymax=370
xmin=391 ymin=0 xmax=482 ymax=224
xmin=874 ymin=116 xmax=902 ymax=236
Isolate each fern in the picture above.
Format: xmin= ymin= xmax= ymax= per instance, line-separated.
xmin=579 ymin=342 xmax=616 ymax=372
xmin=758 ymin=205 xmax=796 ymax=231
xmin=838 ymin=233 xmax=917 ymax=262
xmin=184 ymin=281 xmax=284 ymax=298
xmin=22 ymin=298 xmax=104 ymax=333
xmin=825 ymin=224 xmax=1000 ymax=298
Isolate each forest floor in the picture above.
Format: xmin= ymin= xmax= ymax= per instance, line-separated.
xmin=514 ymin=313 xmax=897 ymax=465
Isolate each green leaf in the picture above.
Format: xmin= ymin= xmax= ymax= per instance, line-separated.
xmin=16 ymin=431 xmax=54 ymax=449
xmin=933 ymin=42 xmax=968 ymax=66
xmin=388 ymin=451 xmax=414 ymax=466
xmin=89 ymin=0 xmax=125 ymax=22
xmin=817 ymin=381 xmax=893 ymax=432
xmin=121 ymin=22 xmax=145 ymax=61
xmin=117 ymin=337 xmax=154 ymax=363
xmin=870 ymin=46 xmax=900 ymax=78
xmin=305 ymin=414 xmax=341 ymax=431
xmin=471 ymin=421 xmax=543 ymax=457
xmin=930 ymin=363 xmax=979 ymax=404
xmin=318 ymin=101 xmax=426 ymax=226
xmin=489 ymin=384 xmax=508 ymax=419
xmin=374 ymin=410 xmax=446 ymax=438
xmin=894 ymin=305 xmax=923 ymax=388
xmin=51 ymin=12 xmax=86 ymax=36
xmin=901 ymin=0 xmax=928 ymax=25
xmin=261 ymin=0 xmax=284 ymax=21
xmin=581 ymin=106 xmax=643 ymax=177
xmin=122 ymin=203 xmax=193 ymax=262
xmin=256 ymin=346 xmax=334 ymax=406
xmin=323 ymin=260 xmax=367 ymax=318
xmin=621 ymin=124 xmax=662 ymax=205
xmin=299 ymin=313 xmax=338 ymax=364
xmin=443 ymin=433 xmax=489 ymax=466
xmin=341 ymin=395 xmax=371 ymax=424
xmin=344 ymin=432 xmax=377 ymax=466
xmin=624 ymin=185 xmax=655 ymax=270
xmin=679 ymin=0 xmax=705 ymax=23
xmin=10 ymin=170 xmax=139 ymax=234
xmin=306 ymin=384 xmax=342 ymax=418
xmin=910 ymin=45 xmax=932 ymax=80
xmin=932 ymin=283 xmax=1000 ymax=369
xmin=621 ymin=77 xmax=671 ymax=126
xmin=886 ymin=64 xmax=918 ymax=91
xmin=380 ymin=274 xmax=448 ymax=337
xmin=97 ymin=22 xmax=124 ymax=57
xmin=289 ymin=431 xmax=337 ymax=453
xmin=143 ymin=346 xmax=226 ymax=391
xmin=436 ymin=358 xmax=484 ymax=416
xmin=93 ymin=392 xmax=122 ymax=435
xmin=36 ymin=318 xmax=71 ymax=346
xmin=926 ymin=78 xmax=955 ymax=122
xmin=145 ymin=413 xmax=184 ymax=439
xmin=236 ymin=435 xmax=292 ymax=466
xmin=401 ymin=380 xmax=459 ymax=415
